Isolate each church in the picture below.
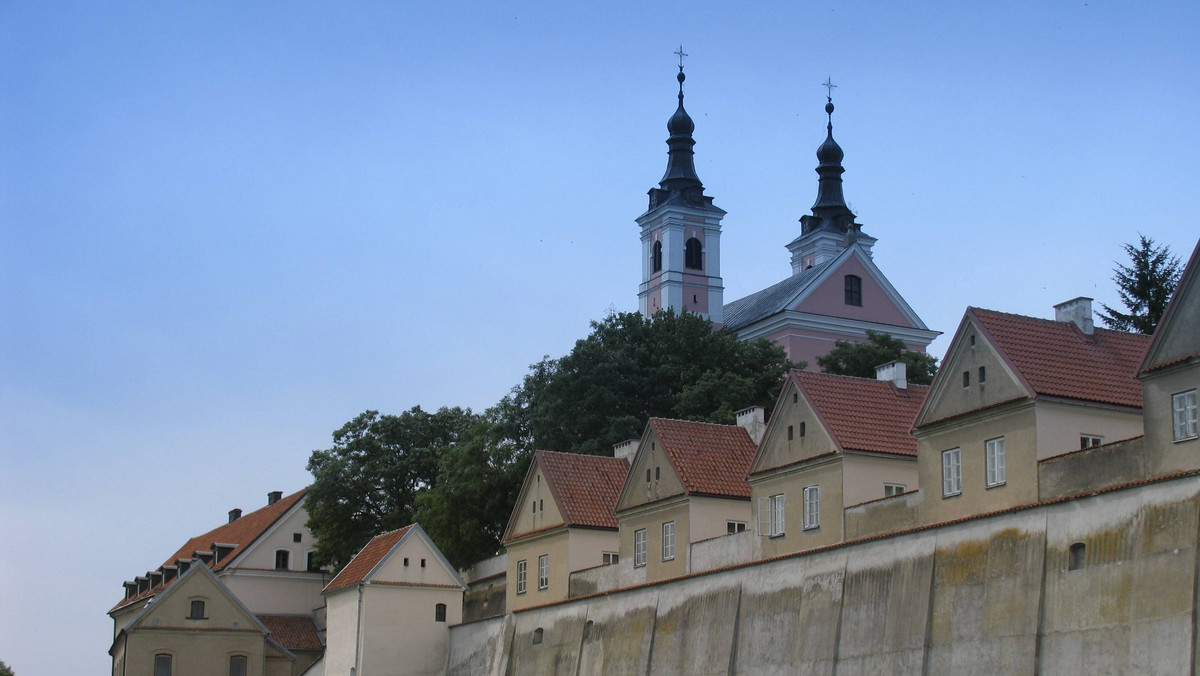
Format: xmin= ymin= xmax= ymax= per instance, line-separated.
xmin=635 ymin=64 xmax=939 ymax=368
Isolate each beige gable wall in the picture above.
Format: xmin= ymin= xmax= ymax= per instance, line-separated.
xmin=506 ymin=528 xmax=569 ymax=612
xmin=222 ymin=570 xmax=326 ymax=617
xmin=618 ymin=499 xmax=689 ymax=583
xmin=234 ymin=503 xmax=315 ymax=572
xmin=322 ymin=588 xmax=360 ymax=676
xmin=917 ymin=404 xmax=1039 ymax=525
xmin=842 ymin=453 xmax=918 ymax=507
xmin=373 ymin=533 xmax=461 ymax=587
xmin=508 ymin=464 xmax=565 ymax=538
xmin=1145 ymin=260 xmax=1200 ymax=368
xmin=358 ymin=585 xmax=462 ymax=676
xmin=566 ymin=528 xmax=620 ymax=572
xmin=617 ymin=430 xmax=686 ymax=511
xmin=687 ymin=496 xmax=753 ymax=543
xmin=752 ymin=380 xmax=837 ymax=474
xmin=751 ymin=457 xmax=844 ymax=558
xmin=1035 ymin=400 xmax=1143 ymax=459
xmin=919 ymin=319 xmax=1029 ymax=426
xmin=1143 ymin=365 xmax=1200 ymax=474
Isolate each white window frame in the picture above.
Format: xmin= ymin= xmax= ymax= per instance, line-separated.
xmin=1080 ymin=434 xmax=1104 ymax=449
xmin=985 ymin=437 xmax=1006 ymax=487
xmin=633 ymin=529 xmax=647 ymax=567
xmin=516 ymin=559 xmax=527 ymax=595
xmin=727 ymin=521 xmax=747 ymax=534
xmin=661 ymin=522 xmax=676 ymax=561
xmin=758 ymin=493 xmax=785 ymax=537
xmin=802 ymin=485 xmax=820 ymax=530
xmin=942 ymin=448 xmax=962 ymax=497
xmin=602 ymin=551 xmax=619 ymax=565
xmin=537 ymin=555 xmax=548 ymax=591
xmin=884 ymin=483 xmax=906 ymax=497
xmin=1174 ymin=390 xmax=1199 ymax=441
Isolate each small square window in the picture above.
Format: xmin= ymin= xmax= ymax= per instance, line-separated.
xmin=727 ymin=521 xmax=747 ymax=534
xmin=602 ymin=552 xmax=619 ymax=565
xmin=1080 ymin=435 xmax=1104 ymax=449
xmin=293 ymin=533 xmax=302 ymax=543
xmin=884 ymin=483 xmax=906 ymax=497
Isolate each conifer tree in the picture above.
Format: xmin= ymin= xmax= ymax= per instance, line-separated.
xmin=1099 ymin=235 xmax=1182 ymax=334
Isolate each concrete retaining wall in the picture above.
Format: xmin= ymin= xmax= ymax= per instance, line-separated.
xmin=448 ymin=474 xmax=1200 ymax=675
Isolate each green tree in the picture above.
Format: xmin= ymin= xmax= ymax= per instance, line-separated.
xmin=1099 ymin=235 xmax=1183 ymax=334
xmin=527 ymin=309 xmax=797 ymax=456
xmin=0 ymin=659 xmax=14 ymax=676
xmin=305 ymin=406 xmax=478 ymax=570
xmin=816 ymin=329 xmax=938 ymax=385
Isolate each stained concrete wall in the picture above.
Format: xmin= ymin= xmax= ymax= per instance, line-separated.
xmin=449 ymin=473 xmax=1200 ymax=675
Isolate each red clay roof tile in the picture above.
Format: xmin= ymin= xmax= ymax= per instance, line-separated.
xmin=795 ymin=370 xmax=929 ymax=457
xmin=538 ymin=450 xmax=630 ymax=530
xmin=971 ymin=307 xmax=1150 ymax=408
xmin=256 ymin=614 xmax=323 ymax=651
xmin=324 ymin=524 xmax=414 ymax=593
xmin=649 ymin=418 xmax=757 ymax=498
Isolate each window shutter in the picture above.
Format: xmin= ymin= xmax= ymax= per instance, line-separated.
xmin=777 ymin=494 xmax=786 ymax=535
xmin=757 ymin=497 xmax=769 ymax=536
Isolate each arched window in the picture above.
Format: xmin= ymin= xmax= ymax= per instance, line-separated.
xmin=435 ymin=603 xmax=447 ymax=622
xmin=844 ymin=275 xmax=862 ymax=306
xmin=533 ymin=627 xmax=545 ymax=644
xmin=154 ymin=654 xmax=172 ymax=676
xmin=652 ymin=241 xmax=663 ymax=273
xmin=229 ymin=655 xmax=248 ymax=676
xmin=274 ymin=549 xmax=290 ymax=570
xmin=1069 ymin=542 xmax=1086 ymax=571
xmin=188 ymin=599 xmax=205 ymax=619
xmin=684 ymin=237 xmax=702 ymax=269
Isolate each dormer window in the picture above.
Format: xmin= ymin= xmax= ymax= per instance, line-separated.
xmin=844 ymin=275 xmax=862 ymax=306
xmin=652 ymin=241 xmax=663 ymax=273
xmin=188 ymin=599 xmax=206 ymax=619
xmin=684 ymin=237 xmax=702 ymax=269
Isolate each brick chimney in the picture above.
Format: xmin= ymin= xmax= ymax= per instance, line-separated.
xmin=875 ymin=360 xmax=907 ymax=389
xmin=1054 ymin=297 xmax=1094 ymax=334
xmin=267 ymin=490 xmax=282 ymax=505
xmin=736 ymin=406 xmax=766 ymax=445
xmin=228 ymin=508 xmax=242 ymax=523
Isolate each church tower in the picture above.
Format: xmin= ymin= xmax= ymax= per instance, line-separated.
xmin=637 ymin=58 xmax=727 ymax=323
xmin=784 ymin=92 xmax=877 ymax=273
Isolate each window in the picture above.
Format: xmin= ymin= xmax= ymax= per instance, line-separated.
xmin=404 ymin=557 xmax=410 ymax=567
xmin=884 ymin=483 xmax=906 ymax=497
xmin=962 ymin=371 xmax=970 ymax=387
xmin=800 ymin=422 xmax=806 ymax=437
xmin=655 ymin=467 xmax=660 ymax=481
xmin=986 ymin=437 xmax=1006 ymax=487
xmin=662 ymin=522 xmax=676 ymax=561
xmin=516 ymin=560 xmax=527 ymax=594
xmin=758 ymin=494 xmax=785 ymax=537
xmin=727 ymin=521 xmax=747 ymax=534
xmin=602 ymin=552 xmax=619 ymax=565
xmin=652 ymin=241 xmax=663 ymax=272
xmin=942 ymin=448 xmax=962 ymax=497
xmin=844 ymin=275 xmax=862 ymax=306
xmin=539 ymin=499 xmax=543 ymax=512
xmin=1080 ymin=434 xmax=1104 ymax=449
xmin=978 ymin=366 xmax=986 ymax=383
xmin=274 ymin=550 xmax=289 ymax=570
xmin=292 ymin=532 xmax=302 ymax=543
xmin=1174 ymin=390 xmax=1198 ymax=440
xmin=532 ymin=628 xmax=544 ymax=645
xmin=803 ymin=486 xmax=820 ymax=529
xmin=633 ymin=529 xmax=647 ymax=567
xmin=787 ymin=425 xmax=793 ymax=440
xmin=154 ymin=655 xmax=172 ymax=676
xmin=421 ymin=558 xmax=426 ymax=568
xmin=1069 ymin=542 xmax=1086 ymax=571
xmin=188 ymin=600 xmax=205 ymax=619
xmin=969 ymin=334 xmax=976 ymax=347
xmin=532 ymin=502 xmax=536 ymax=514
xmin=229 ymin=656 xmax=247 ymax=676
xmin=684 ymin=237 xmax=703 ymax=269
xmin=435 ymin=603 xmax=447 ymax=622
xmin=537 ymin=555 xmax=548 ymax=590
xmin=307 ymin=551 xmax=320 ymax=572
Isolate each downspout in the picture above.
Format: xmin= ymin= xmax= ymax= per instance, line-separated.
xmin=353 ymin=582 xmax=364 ymax=676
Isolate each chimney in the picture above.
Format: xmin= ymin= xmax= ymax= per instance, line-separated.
xmin=612 ymin=439 xmax=639 ymax=463
xmin=875 ymin=360 xmax=907 ymax=389
xmin=736 ymin=406 xmax=766 ymax=445
xmin=1054 ymin=297 xmax=1094 ymax=335
xmin=228 ymin=508 xmax=242 ymax=523
xmin=267 ymin=490 xmax=283 ymax=505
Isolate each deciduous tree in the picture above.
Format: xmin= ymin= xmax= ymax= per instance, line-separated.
xmin=816 ymin=330 xmax=938 ymax=385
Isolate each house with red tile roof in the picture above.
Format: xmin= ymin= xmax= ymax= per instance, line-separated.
xmin=613 ymin=417 xmax=759 ymax=583
xmin=108 ymin=488 xmax=327 ymax=676
xmin=502 ymin=450 xmax=630 ymax=611
xmin=321 ymin=522 xmax=465 ymax=676
xmin=914 ymin=301 xmax=1152 ymax=525
xmin=1138 ymin=238 xmax=1200 ymax=475
xmin=748 ymin=366 xmax=929 ymax=557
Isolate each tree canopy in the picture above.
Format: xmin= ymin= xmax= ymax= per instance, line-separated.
xmin=1099 ymin=235 xmax=1183 ymax=334
xmin=816 ymin=329 xmax=938 ymax=385
xmin=0 ymin=659 xmax=13 ymax=676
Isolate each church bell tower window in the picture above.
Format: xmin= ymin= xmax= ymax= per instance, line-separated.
xmin=652 ymin=240 xmax=663 ymax=273
xmin=684 ymin=237 xmax=703 ymax=269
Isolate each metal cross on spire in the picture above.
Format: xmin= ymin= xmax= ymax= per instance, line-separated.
xmin=822 ymin=76 xmax=837 ymax=100
xmin=675 ymin=45 xmax=688 ymax=71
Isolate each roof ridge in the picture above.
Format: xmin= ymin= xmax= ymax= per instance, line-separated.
xmin=799 ymin=369 xmax=931 ymax=390
xmin=649 ymin=416 xmax=741 ymax=429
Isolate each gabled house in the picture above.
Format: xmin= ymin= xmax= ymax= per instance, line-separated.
xmin=502 ymin=450 xmax=630 ymax=611
xmin=614 ymin=417 xmax=758 ymax=583
xmin=1139 ymin=239 xmax=1200 ymax=475
xmin=110 ymin=488 xmax=326 ymax=676
xmin=110 ymin=561 xmax=298 ymax=676
xmin=322 ymin=523 xmax=466 ymax=676
xmin=913 ymin=301 xmax=1151 ymax=524
xmin=748 ymin=365 xmax=928 ymax=556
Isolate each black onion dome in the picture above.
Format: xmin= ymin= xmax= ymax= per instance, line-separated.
xmin=667 ymin=72 xmax=695 ymax=136
xmin=816 ymin=100 xmax=843 ymax=164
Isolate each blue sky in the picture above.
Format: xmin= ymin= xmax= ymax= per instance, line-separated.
xmin=2 ymin=2 xmax=1198 ymax=673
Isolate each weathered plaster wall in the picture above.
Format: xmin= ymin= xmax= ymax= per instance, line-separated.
xmin=450 ymin=474 xmax=1200 ymax=675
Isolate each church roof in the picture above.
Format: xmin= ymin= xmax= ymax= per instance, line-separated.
xmin=969 ymin=307 xmax=1151 ymax=408
xmin=648 ymin=418 xmax=757 ymax=498
xmin=537 ymin=450 xmax=630 ymax=530
xmin=721 ymin=258 xmax=836 ymax=331
xmin=793 ymin=370 xmax=928 ymax=456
